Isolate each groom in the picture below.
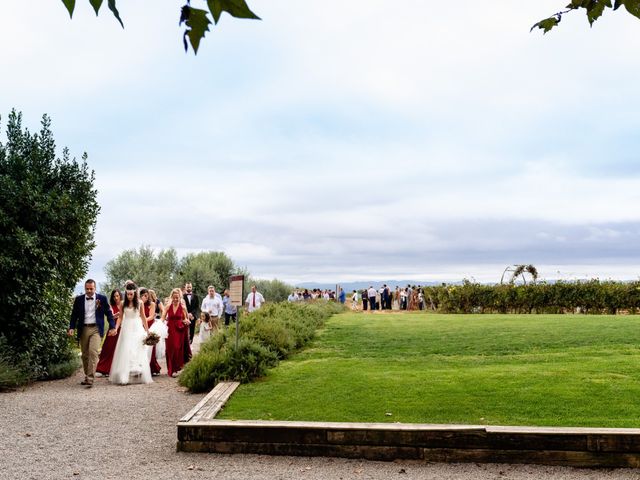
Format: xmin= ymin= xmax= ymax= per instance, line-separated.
xmin=68 ymin=279 xmax=116 ymax=387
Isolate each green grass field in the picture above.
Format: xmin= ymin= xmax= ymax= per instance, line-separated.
xmin=217 ymin=312 xmax=640 ymax=427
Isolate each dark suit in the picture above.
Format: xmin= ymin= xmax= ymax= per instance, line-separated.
xmin=183 ymin=292 xmax=200 ymax=344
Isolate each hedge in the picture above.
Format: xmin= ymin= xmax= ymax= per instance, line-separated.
xmin=423 ymin=280 xmax=640 ymax=314
xmin=179 ymin=301 xmax=345 ymax=393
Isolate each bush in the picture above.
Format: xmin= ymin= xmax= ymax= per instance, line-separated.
xmin=179 ymin=302 xmax=345 ymax=392
xmin=422 ymin=279 xmax=640 ymax=314
xmin=0 ymin=111 xmax=98 ymax=379
xmin=0 ymin=338 xmax=33 ymax=390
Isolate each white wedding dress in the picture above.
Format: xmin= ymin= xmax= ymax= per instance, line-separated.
xmin=110 ymin=306 xmax=153 ymax=385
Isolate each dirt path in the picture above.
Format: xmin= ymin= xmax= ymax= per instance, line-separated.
xmin=2 ymin=368 xmax=640 ymax=479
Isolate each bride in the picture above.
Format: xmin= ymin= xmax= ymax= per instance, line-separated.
xmin=110 ymin=283 xmax=153 ymax=385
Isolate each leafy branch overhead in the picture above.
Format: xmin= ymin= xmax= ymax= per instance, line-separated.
xmin=60 ymin=0 xmax=260 ymax=54
xmin=532 ymin=0 xmax=640 ymax=33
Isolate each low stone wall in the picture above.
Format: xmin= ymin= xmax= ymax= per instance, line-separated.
xmin=177 ymin=383 xmax=640 ymax=467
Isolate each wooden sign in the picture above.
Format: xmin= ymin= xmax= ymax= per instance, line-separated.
xmin=229 ymin=275 xmax=245 ymax=307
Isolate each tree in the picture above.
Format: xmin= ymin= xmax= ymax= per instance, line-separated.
xmin=533 ymin=0 xmax=640 ymax=33
xmin=102 ymin=246 xmax=179 ymax=298
xmin=177 ymin=251 xmax=243 ymax=299
xmin=60 ymin=0 xmax=260 ymax=54
xmin=248 ymin=278 xmax=294 ymax=303
xmin=103 ymin=248 xmax=244 ymax=300
xmin=0 ymin=110 xmax=99 ymax=379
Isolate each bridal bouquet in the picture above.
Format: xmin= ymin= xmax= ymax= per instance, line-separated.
xmin=143 ymin=332 xmax=160 ymax=346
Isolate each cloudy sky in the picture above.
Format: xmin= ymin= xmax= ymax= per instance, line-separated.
xmin=3 ymin=1 xmax=640 ymax=285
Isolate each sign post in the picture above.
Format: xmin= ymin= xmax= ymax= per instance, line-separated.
xmin=229 ymin=275 xmax=245 ymax=351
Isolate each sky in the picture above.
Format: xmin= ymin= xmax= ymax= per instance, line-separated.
xmin=2 ymin=1 xmax=640 ymax=285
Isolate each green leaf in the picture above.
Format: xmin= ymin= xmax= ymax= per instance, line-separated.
xmin=530 ymin=16 xmax=560 ymax=33
xmin=207 ymin=0 xmax=261 ymax=25
xmin=586 ymin=0 xmax=612 ymax=25
xmin=184 ymin=7 xmax=212 ymax=54
xmin=107 ymin=0 xmax=124 ymax=28
xmin=89 ymin=0 xmax=103 ymax=16
xmin=623 ymin=0 xmax=640 ymax=18
xmin=60 ymin=0 xmax=75 ymax=18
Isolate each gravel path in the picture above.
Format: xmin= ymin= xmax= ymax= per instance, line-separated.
xmin=2 ymin=370 xmax=640 ymax=480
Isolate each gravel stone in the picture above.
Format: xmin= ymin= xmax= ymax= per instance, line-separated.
xmin=2 ymin=370 xmax=640 ymax=480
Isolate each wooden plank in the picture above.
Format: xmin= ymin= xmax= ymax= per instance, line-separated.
xmin=179 ymin=381 xmax=240 ymax=423
xmin=192 ymin=382 xmax=239 ymax=422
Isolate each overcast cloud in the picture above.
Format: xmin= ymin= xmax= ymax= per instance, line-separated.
xmin=2 ymin=1 xmax=640 ymax=285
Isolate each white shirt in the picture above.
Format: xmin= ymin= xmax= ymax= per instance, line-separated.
xmin=245 ymin=291 xmax=265 ymax=312
xmin=367 ymin=287 xmax=376 ymax=298
xmin=201 ymin=295 xmax=224 ymax=317
xmin=84 ymin=295 xmax=97 ymax=325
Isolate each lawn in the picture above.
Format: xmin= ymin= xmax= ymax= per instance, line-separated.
xmin=217 ymin=312 xmax=640 ymax=427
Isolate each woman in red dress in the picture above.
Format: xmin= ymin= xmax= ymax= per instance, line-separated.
xmin=96 ymin=289 xmax=122 ymax=376
xmin=162 ymin=288 xmax=190 ymax=377
xmin=140 ymin=288 xmax=161 ymax=376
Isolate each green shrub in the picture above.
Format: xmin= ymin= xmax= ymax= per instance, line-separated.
xmin=45 ymin=355 xmax=81 ymax=380
xmin=0 ymin=339 xmax=33 ymax=390
xmin=423 ymin=280 xmax=640 ymax=314
xmin=179 ymin=302 xmax=345 ymax=392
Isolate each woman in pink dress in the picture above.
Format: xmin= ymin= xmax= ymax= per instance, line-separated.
xmin=96 ymin=289 xmax=122 ymax=376
xmin=162 ymin=288 xmax=190 ymax=377
xmin=140 ymin=288 xmax=161 ymax=376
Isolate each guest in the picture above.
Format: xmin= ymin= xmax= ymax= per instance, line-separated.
xmin=96 ymin=289 xmax=122 ymax=377
xmin=197 ymin=312 xmax=213 ymax=343
xmin=201 ymin=286 xmax=224 ymax=325
xmin=162 ymin=287 xmax=190 ymax=377
xmin=222 ymin=289 xmax=237 ymax=326
xmin=140 ymin=288 xmax=161 ymax=376
xmin=351 ymin=290 xmax=358 ymax=310
xmin=150 ymin=289 xmax=163 ymax=320
xmin=367 ymin=286 xmax=376 ymax=312
xmin=392 ymin=287 xmax=400 ymax=310
xmin=245 ymin=285 xmax=265 ymax=313
xmin=338 ymin=289 xmax=346 ymax=304
xmin=362 ymin=289 xmax=369 ymax=310
xmin=183 ymin=282 xmax=200 ymax=344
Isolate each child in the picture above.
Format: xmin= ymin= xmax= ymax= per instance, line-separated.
xmin=197 ymin=312 xmax=213 ymax=343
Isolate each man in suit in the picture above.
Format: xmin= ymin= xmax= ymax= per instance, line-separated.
xmin=68 ymin=279 xmax=116 ymax=387
xmin=183 ymin=282 xmax=200 ymax=344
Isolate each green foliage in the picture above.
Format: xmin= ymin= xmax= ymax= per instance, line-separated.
xmin=102 ymin=246 xmax=179 ymax=298
xmin=46 ymin=355 xmax=82 ymax=380
xmin=423 ymin=279 xmax=640 ymax=314
xmin=533 ymin=0 xmax=640 ymax=33
xmin=60 ymin=0 xmax=259 ymax=54
xmin=103 ymin=247 xmax=242 ymax=299
xmin=247 ymin=278 xmax=294 ymax=304
xmin=178 ymin=337 xmax=277 ymax=392
xmin=178 ymin=251 xmax=242 ymax=299
xmin=0 ymin=338 xmax=34 ymax=390
xmin=180 ymin=6 xmax=211 ymax=54
xmin=179 ymin=302 xmax=344 ymax=392
xmin=0 ymin=110 xmax=98 ymax=379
